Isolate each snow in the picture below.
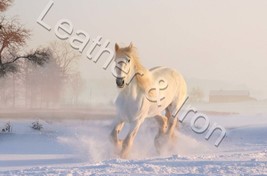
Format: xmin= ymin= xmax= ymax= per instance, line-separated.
xmin=0 ymin=112 xmax=266 ymax=175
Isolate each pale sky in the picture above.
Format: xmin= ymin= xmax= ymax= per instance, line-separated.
xmin=4 ymin=0 xmax=267 ymax=100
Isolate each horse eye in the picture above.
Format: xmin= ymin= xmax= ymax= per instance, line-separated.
xmin=127 ymin=59 xmax=131 ymax=63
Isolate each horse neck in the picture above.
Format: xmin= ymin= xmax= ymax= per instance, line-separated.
xmin=132 ymin=59 xmax=152 ymax=93
xmin=121 ymin=59 xmax=150 ymax=98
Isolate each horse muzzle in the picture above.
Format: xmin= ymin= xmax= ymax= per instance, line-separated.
xmin=116 ymin=78 xmax=125 ymax=88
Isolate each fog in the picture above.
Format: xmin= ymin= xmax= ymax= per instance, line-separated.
xmin=1 ymin=0 xmax=267 ymax=109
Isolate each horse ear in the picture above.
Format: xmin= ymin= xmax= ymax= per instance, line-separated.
xmin=129 ymin=42 xmax=133 ymax=49
xmin=115 ymin=43 xmax=119 ymax=52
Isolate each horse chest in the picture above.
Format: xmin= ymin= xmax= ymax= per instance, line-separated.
xmin=115 ymin=94 xmax=145 ymax=122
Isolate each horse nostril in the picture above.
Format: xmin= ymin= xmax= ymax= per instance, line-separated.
xmin=116 ymin=78 xmax=125 ymax=87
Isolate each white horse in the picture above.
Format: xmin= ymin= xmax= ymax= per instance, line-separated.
xmin=110 ymin=43 xmax=187 ymax=158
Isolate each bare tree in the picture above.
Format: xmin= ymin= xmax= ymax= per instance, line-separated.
xmin=0 ymin=0 xmax=51 ymax=107
xmin=0 ymin=17 xmax=50 ymax=77
xmin=0 ymin=0 xmax=13 ymax=12
xmin=69 ymin=73 xmax=85 ymax=105
xmin=49 ymin=41 xmax=84 ymax=106
xmin=49 ymin=41 xmax=80 ymax=79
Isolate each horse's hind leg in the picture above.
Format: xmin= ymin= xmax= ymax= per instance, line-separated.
xmin=110 ymin=119 xmax=125 ymax=152
xmin=166 ymin=108 xmax=178 ymax=140
xmin=154 ymin=114 xmax=168 ymax=154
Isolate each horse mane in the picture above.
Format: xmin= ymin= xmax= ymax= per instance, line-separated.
xmin=130 ymin=47 xmax=152 ymax=92
xmin=117 ymin=45 xmax=152 ymax=92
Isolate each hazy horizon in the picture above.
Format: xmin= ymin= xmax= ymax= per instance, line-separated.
xmin=3 ymin=0 xmax=267 ymax=100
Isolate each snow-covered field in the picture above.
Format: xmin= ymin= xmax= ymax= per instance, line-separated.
xmin=0 ymin=112 xmax=267 ymax=175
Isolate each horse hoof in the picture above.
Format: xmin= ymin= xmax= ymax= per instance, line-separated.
xmin=120 ymin=152 xmax=128 ymax=159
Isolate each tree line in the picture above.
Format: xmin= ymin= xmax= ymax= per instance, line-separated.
xmin=0 ymin=0 xmax=85 ymax=108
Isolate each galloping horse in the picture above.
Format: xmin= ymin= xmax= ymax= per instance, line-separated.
xmin=110 ymin=43 xmax=187 ymax=158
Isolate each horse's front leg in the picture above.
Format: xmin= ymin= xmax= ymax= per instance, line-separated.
xmin=110 ymin=119 xmax=125 ymax=152
xmin=120 ymin=119 xmax=143 ymax=159
xmin=154 ymin=114 xmax=168 ymax=154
